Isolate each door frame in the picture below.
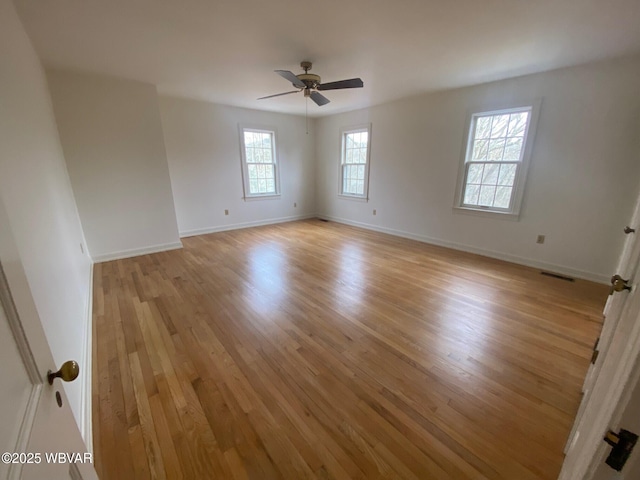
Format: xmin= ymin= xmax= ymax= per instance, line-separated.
xmin=0 ymin=264 xmax=43 ymax=479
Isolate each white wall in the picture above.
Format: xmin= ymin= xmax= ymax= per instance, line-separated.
xmin=0 ymin=0 xmax=92 ymax=433
xmin=159 ymin=96 xmax=316 ymax=236
xmin=47 ymin=70 xmax=182 ymax=261
xmin=316 ymin=56 xmax=640 ymax=282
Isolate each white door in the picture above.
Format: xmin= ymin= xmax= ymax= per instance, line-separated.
xmin=565 ymin=189 xmax=640 ymax=454
xmin=0 ymin=202 xmax=97 ymax=480
xmin=591 ymin=364 xmax=640 ymax=479
xmin=584 ymin=190 xmax=640 ymax=394
xmin=559 ymin=231 xmax=640 ymax=478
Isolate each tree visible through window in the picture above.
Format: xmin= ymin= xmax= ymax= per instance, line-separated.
xmin=341 ymin=126 xmax=371 ymax=198
xmin=461 ymin=107 xmax=532 ymax=211
xmin=241 ymin=128 xmax=279 ymax=197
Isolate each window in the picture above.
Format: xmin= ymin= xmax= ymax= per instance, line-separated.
xmin=340 ymin=125 xmax=371 ymax=199
xmin=240 ymin=127 xmax=280 ymax=198
xmin=456 ymin=103 xmax=539 ymax=217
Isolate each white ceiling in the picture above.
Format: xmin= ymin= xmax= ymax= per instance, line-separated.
xmin=15 ymin=0 xmax=640 ymax=117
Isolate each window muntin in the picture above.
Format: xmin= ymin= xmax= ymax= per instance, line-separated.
xmin=340 ymin=126 xmax=371 ymax=198
xmin=241 ymin=128 xmax=279 ymax=197
xmin=461 ymin=108 xmax=532 ymax=212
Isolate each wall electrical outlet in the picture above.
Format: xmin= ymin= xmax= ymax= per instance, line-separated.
xmin=373 ymin=209 xmax=377 ymax=215
xmin=294 ymin=202 xmax=297 ymax=208
xmin=225 ymin=209 xmax=229 ymax=215
xmin=536 ymin=235 xmax=545 ymax=244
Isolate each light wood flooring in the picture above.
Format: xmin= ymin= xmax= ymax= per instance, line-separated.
xmin=92 ymin=219 xmax=608 ymax=479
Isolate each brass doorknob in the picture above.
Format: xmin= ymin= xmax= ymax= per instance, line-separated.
xmin=47 ymin=360 xmax=80 ymax=385
xmin=610 ymin=275 xmax=632 ymax=295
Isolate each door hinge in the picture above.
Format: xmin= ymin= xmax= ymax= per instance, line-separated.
xmin=590 ymin=349 xmax=599 ymax=364
xmin=604 ymin=429 xmax=638 ymax=471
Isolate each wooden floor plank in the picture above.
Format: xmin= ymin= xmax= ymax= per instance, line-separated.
xmin=93 ymin=219 xmax=607 ymax=479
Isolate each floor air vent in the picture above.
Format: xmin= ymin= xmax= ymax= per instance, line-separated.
xmin=541 ymin=271 xmax=575 ymax=282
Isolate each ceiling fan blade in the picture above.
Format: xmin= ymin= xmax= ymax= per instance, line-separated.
xmin=317 ymin=78 xmax=364 ymax=91
xmin=257 ymin=90 xmax=300 ymax=100
xmin=275 ymin=70 xmax=306 ymax=89
xmin=310 ymin=91 xmax=330 ymax=106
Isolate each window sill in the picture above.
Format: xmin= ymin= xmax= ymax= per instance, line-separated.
xmin=338 ymin=194 xmax=368 ymax=203
xmin=453 ymin=206 xmax=520 ymax=221
xmin=243 ymin=194 xmax=281 ymax=202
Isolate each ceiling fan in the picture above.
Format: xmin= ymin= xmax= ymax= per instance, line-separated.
xmin=258 ymin=61 xmax=363 ymax=106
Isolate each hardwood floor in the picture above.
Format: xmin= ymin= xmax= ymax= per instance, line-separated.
xmin=92 ymin=219 xmax=607 ymax=479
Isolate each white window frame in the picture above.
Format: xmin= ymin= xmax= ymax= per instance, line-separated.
xmin=454 ymin=100 xmax=541 ymax=219
xmin=338 ymin=124 xmax=372 ymax=201
xmin=238 ymin=124 xmax=281 ymax=200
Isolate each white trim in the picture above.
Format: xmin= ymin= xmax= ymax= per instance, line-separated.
xmin=453 ymin=99 xmax=542 ymax=218
xmin=91 ymin=241 xmax=183 ymax=263
xmin=338 ymin=194 xmax=370 ymax=203
xmin=0 ymin=263 xmax=43 ymax=480
xmin=452 ymin=206 xmax=519 ymax=221
xmin=179 ymin=214 xmax=316 ymax=238
xmin=80 ymin=260 xmax=94 ymax=454
xmin=238 ymin=124 xmax=281 ymax=200
xmin=69 ymin=463 xmax=83 ymax=480
xmin=339 ymin=123 xmax=372 ymax=200
xmin=318 ymin=214 xmax=608 ymax=284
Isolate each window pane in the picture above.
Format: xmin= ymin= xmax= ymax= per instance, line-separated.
xmin=341 ymin=129 xmax=369 ymax=196
xmin=494 ymin=186 xmax=512 ymax=208
xmin=490 ymin=115 xmax=510 ymax=138
xmin=265 ymin=164 xmax=274 ymax=180
xmin=488 ymin=139 xmax=505 ymax=161
xmin=472 ymin=139 xmax=489 ymax=160
xmin=243 ymin=130 xmax=277 ymax=196
xmin=482 ymin=163 xmax=500 ymax=185
xmin=461 ymin=109 xmax=532 ymax=212
xmin=508 ymin=112 xmax=529 ymax=137
xmin=479 ymin=185 xmax=496 ymax=206
xmin=497 ymin=164 xmax=517 ymax=186
xmin=503 ymin=137 xmax=524 ymax=160
xmin=475 ymin=117 xmax=491 ymax=139
xmin=464 ymin=184 xmax=480 ymax=205
xmin=346 ymin=134 xmax=355 ymax=149
xmin=345 ymin=149 xmax=354 ymax=164
xmin=467 ymin=164 xmax=484 ymax=184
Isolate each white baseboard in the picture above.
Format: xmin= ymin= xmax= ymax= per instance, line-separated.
xmin=80 ymin=260 xmax=93 ymax=454
xmin=91 ymin=241 xmax=183 ymax=263
xmin=318 ymin=214 xmax=609 ymax=284
xmin=179 ymin=214 xmax=317 ymax=238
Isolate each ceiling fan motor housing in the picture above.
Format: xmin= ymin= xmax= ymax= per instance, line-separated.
xmin=297 ymin=73 xmax=321 ymax=89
